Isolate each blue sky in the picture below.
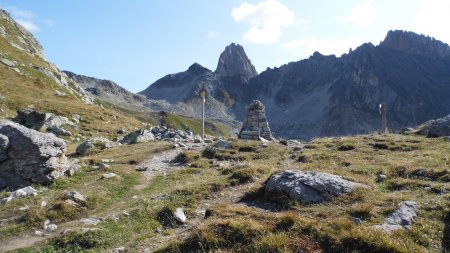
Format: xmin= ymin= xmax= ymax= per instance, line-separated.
xmin=1 ymin=0 xmax=449 ymax=92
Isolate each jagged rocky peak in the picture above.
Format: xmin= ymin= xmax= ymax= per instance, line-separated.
xmin=379 ymin=30 xmax=450 ymax=58
xmin=187 ymin=62 xmax=211 ymax=75
xmin=215 ymin=43 xmax=258 ymax=80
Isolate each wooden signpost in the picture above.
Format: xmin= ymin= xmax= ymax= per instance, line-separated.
xmin=379 ymin=103 xmax=387 ymax=134
xmin=200 ymin=90 xmax=206 ymax=140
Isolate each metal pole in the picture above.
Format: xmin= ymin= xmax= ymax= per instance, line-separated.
xmin=202 ymin=97 xmax=205 ymax=140
xmin=380 ymin=103 xmax=387 ymax=134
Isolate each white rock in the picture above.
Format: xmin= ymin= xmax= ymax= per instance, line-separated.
xmin=34 ymin=230 xmax=45 ymax=237
xmin=43 ymin=219 xmax=58 ymax=232
xmin=101 ymin=173 xmax=117 ymax=179
xmin=40 ymin=200 xmax=47 ymax=208
xmin=173 ymin=208 xmax=186 ymax=223
xmin=112 ymin=247 xmax=126 ymax=253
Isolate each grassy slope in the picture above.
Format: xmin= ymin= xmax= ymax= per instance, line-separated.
xmin=0 ymin=18 xmax=147 ymax=139
xmin=1 ymin=134 xmax=448 ymax=252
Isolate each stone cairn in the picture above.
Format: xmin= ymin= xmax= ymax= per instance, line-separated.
xmin=238 ymin=100 xmax=273 ymax=140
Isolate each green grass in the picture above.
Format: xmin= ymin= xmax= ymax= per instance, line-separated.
xmin=156 ymin=134 xmax=449 ymax=253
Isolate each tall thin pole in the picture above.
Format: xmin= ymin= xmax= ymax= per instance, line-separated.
xmin=380 ymin=103 xmax=387 ymax=134
xmin=200 ymin=90 xmax=206 ymax=140
xmin=202 ymin=97 xmax=205 ymax=140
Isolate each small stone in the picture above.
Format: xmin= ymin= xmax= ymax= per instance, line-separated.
xmin=122 ymin=211 xmax=130 ymax=217
xmin=40 ymin=200 xmax=47 ymax=208
xmin=376 ymin=174 xmax=387 ymax=182
xmin=99 ymin=163 xmax=110 ymax=169
xmin=80 ymin=217 xmax=102 ymax=225
xmin=101 ymin=173 xmax=117 ymax=179
xmin=112 ymin=247 xmax=126 ymax=253
xmin=136 ymin=166 xmax=148 ymax=171
xmin=43 ymin=219 xmax=58 ymax=232
xmin=63 ymin=191 xmax=86 ymax=205
xmin=204 ymin=139 xmax=213 ymax=144
xmin=350 ymin=217 xmax=363 ymax=225
xmin=34 ymin=230 xmax=45 ymax=237
xmin=214 ymin=140 xmax=232 ymax=149
xmin=101 ymin=159 xmax=115 ymax=163
xmin=19 ymin=206 xmax=29 ymax=211
xmin=173 ymin=208 xmax=186 ymax=223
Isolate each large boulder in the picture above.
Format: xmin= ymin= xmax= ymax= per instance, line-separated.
xmin=409 ymin=114 xmax=450 ymax=137
xmin=120 ymin=129 xmax=155 ymax=144
xmin=14 ymin=109 xmax=75 ymax=136
xmin=0 ymin=120 xmax=70 ymax=190
xmin=76 ymin=137 xmax=114 ymax=156
xmin=265 ymin=170 xmax=369 ymax=204
xmin=373 ymin=201 xmax=419 ymax=232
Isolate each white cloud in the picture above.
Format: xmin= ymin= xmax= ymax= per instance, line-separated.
xmin=232 ymin=0 xmax=296 ymax=45
xmin=3 ymin=6 xmax=41 ymax=33
xmin=283 ymin=36 xmax=363 ymax=56
xmin=207 ymin=31 xmax=220 ymax=39
xmin=43 ymin=19 xmax=55 ymax=27
xmin=339 ymin=1 xmax=376 ymax=27
xmin=16 ymin=19 xmax=40 ymax=32
xmin=409 ymin=0 xmax=450 ymax=43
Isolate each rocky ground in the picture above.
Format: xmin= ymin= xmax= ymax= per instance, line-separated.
xmin=0 ymin=130 xmax=448 ymax=252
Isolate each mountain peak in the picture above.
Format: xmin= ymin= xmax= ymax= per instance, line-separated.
xmin=187 ymin=62 xmax=211 ymax=75
xmin=215 ymin=43 xmax=258 ymax=80
xmin=379 ymin=30 xmax=450 ymax=58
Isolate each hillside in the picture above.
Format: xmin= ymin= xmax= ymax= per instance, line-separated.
xmin=0 ymin=7 xmax=449 ymax=253
xmin=140 ymin=30 xmax=450 ymax=140
xmin=0 ymin=9 xmax=150 ymax=138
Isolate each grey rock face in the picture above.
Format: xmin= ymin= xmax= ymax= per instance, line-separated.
xmin=14 ymin=109 xmax=75 ymax=136
xmin=373 ymin=201 xmax=419 ymax=232
xmin=415 ymin=114 xmax=450 ymax=137
xmin=380 ymin=30 xmax=450 ymax=58
xmin=0 ymin=120 xmax=68 ymax=190
xmin=0 ymin=133 xmax=9 ymax=161
xmin=239 ymin=100 xmax=273 ymax=140
xmin=215 ymin=43 xmax=258 ymax=80
xmin=265 ymin=170 xmax=369 ymax=204
xmin=76 ymin=137 xmax=114 ymax=156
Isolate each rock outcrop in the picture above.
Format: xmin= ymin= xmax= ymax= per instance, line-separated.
xmin=0 ymin=120 xmax=70 ymax=190
xmin=63 ymin=71 xmax=148 ymax=109
xmin=76 ymin=137 xmax=114 ymax=156
xmin=120 ymin=129 xmax=155 ymax=144
xmin=380 ymin=30 xmax=450 ymax=58
xmin=265 ymin=170 xmax=369 ymax=204
xmin=238 ymin=100 xmax=273 ymax=140
xmin=412 ymin=114 xmax=450 ymax=137
xmin=14 ymin=109 xmax=75 ymax=136
xmin=215 ymin=43 xmax=258 ymax=80
xmin=373 ymin=201 xmax=419 ymax=232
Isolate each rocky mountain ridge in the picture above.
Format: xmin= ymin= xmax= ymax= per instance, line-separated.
xmin=139 ymin=30 xmax=450 ymax=139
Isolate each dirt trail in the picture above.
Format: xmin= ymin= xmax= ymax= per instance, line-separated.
xmin=0 ymin=145 xmax=203 ymax=253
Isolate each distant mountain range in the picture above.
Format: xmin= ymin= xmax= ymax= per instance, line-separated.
xmin=66 ymin=31 xmax=450 ymax=140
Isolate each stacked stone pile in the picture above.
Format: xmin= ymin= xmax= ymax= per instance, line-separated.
xmin=238 ymin=100 xmax=273 ymax=140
